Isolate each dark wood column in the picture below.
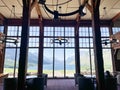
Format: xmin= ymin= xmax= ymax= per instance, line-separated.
xmin=0 ymin=48 xmax=4 ymax=73
xmin=91 ymin=0 xmax=105 ymax=90
xmin=17 ymin=0 xmax=31 ymax=90
xmin=109 ymin=23 xmax=116 ymax=72
xmin=74 ymin=22 xmax=80 ymax=74
xmin=0 ymin=14 xmax=6 ymax=73
xmin=38 ymin=17 xmax=44 ymax=75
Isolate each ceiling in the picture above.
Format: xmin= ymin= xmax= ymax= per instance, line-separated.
xmin=0 ymin=0 xmax=120 ymax=21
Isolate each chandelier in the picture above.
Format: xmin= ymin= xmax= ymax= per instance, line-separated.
xmin=50 ymin=37 xmax=69 ymax=45
xmin=102 ymin=38 xmax=119 ymax=45
xmin=0 ymin=32 xmax=19 ymax=45
xmin=38 ymin=0 xmax=87 ymax=20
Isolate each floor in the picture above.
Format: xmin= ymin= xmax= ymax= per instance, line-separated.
xmin=0 ymin=79 xmax=120 ymax=90
xmin=0 ymin=79 xmax=77 ymax=90
xmin=44 ymin=79 xmax=78 ymax=90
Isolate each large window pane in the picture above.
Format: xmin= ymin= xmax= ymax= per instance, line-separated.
xmin=66 ymin=49 xmax=75 ymax=77
xmin=102 ymin=49 xmax=113 ymax=72
xmin=43 ymin=49 xmax=53 ymax=77
xmin=27 ymin=49 xmax=38 ymax=74
xmin=4 ymin=48 xmax=20 ymax=77
xmin=54 ymin=49 xmax=64 ymax=77
xmin=80 ymin=49 xmax=91 ymax=75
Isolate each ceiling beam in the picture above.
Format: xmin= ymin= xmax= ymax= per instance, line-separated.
xmin=30 ymin=0 xmax=43 ymax=21
xmin=76 ymin=14 xmax=81 ymax=22
xmin=86 ymin=3 xmax=92 ymax=14
xmin=112 ymin=12 xmax=120 ymax=22
xmin=35 ymin=3 xmax=43 ymax=21
xmin=0 ymin=13 xmax=5 ymax=20
xmin=0 ymin=13 xmax=5 ymax=25
xmin=31 ymin=0 xmax=37 ymax=11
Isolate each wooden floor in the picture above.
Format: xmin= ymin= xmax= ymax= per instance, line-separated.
xmin=44 ymin=79 xmax=78 ymax=90
xmin=0 ymin=79 xmax=120 ymax=90
xmin=0 ymin=83 xmax=3 ymax=90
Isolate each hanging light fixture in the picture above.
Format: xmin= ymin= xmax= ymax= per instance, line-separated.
xmin=38 ymin=0 xmax=88 ymax=19
xmin=50 ymin=27 xmax=70 ymax=45
xmin=50 ymin=37 xmax=69 ymax=45
xmin=0 ymin=32 xmax=19 ymax=45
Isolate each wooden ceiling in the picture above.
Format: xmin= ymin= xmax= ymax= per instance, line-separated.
xmin=0 ymin=0 xmax=120 ymax=21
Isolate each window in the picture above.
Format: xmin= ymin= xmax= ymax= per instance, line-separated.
xmin=43 ymin=26 xmax=75 ymax=78
xmin=27 ymin=49 xmax=38 ymax=74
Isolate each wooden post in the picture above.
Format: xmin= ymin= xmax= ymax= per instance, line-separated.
xmin=17 ymin=0 xmax=31 ymax=90
xmin=0 ymin=48 xmax=3 ymax=73
xmin=38 ymin=16 xmax=44 ymax=75
xmin=91 ymin=0 xmax=105 ymax=90
xmin=74 ymin=22 xmax=80 ymax=74
xmin=109 ymin=23 xmax=116 ymax=73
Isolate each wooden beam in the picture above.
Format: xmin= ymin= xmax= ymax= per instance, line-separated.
xmin=86 ymin=3 xmax=92 ymax=14
xmin=75 ymin=22 xmax=80 ymax=74
xmin=38 ymin=21 xmax=44 ymax=75
xmin=17 ymin=0 xmax=31 ymax=90
xmin=0 ymin=13 xmax=5 ymax=20
xmin=0 ymin=13 xmax=5 ymax=25
xmin=112 ymin=12 xmax=120 ymax=22
xmin=76 ymin=14 xmax=81 ymax=22
xmin=35 ymin=3 xmax=43 ymax=21
xmin=31 ymin=0 xmax=37 ymax=11
xmin=91 ymin=0 xmax=105 ymax=90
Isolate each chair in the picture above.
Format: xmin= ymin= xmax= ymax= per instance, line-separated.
xmin=78 ymin=77 xmax=94 ymax=90
xmin=105 ymin=77 xmax=117 ymax=90
xmin=3 ymin=78 xmax=17 ymax=90
xmin=74 ymin=73 xmax=84 ymax=86
xmin=38 ymin=74 xmax=48 ymax=87
xmin=26 ymin=77 xmax=44 ymax=90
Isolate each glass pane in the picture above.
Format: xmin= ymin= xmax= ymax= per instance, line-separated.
xmin=44 ymin=38 xmax=53 ymax=47
xmin=80 ymin=49 xmax=91 ymax=75
xmin=55 ymin=27 xmax=64 ymax=36
xmin=43 ymin=49 xmax=53 ymax=77
xmin=7 ymin=26 xmax=18 ymax=36
xmin=90 ymin=49 xmax=95 ymax=76
xmin=112 ymin=27 xmax=120 ymax=34
xmin=65 ymin=38 xmax=75 ymax=47
xmin=65 ymin=27 xmax=74 ymax=36
xmin=54 ymin=49 xmax=64 ymax=77
xmin=79 ymin=38 xmax=89 ymax=47
xmin=79 ymin=27 xmax=89 ymax=36
xmin=44 ymin=27 xmax=54 ymax=36
xmin=0 ymin=26 xmax=4 ymax=33
xmin=102 ymin=49 xmax=113 ymax=72
xmin=27 ymin=49 xmax=38 ymax=75
xmin=29 ymin=26 xmax=40 ymax=36
xmin=66 ymin=49 xmax=75 ymax=77
xmin=100 ymin=27 xmax=109 ymax=37
xmin=29 ymin=38 xmax=39 ymax=47
xmin=4 ymin=48 xmax=20 ymax=77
